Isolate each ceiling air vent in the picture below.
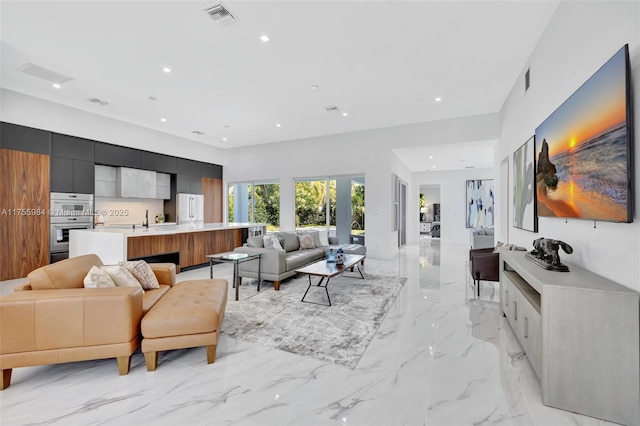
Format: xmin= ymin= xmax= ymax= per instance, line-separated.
xmin=17 ymin=63 xmax=73 ymax=84
xmin=88 ymin=97 xmax=109 ymax=106
xmin=204 ymin=3 xmax=237 ymax=25
xmin=324 ymin=106 xmax=340 ymax=113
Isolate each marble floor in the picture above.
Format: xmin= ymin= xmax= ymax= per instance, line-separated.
xmin=0 ymin=238 xmax=618 ymax=425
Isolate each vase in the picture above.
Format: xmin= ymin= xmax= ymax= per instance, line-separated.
xmin=326 ymin=248 xmax=336 ymax=263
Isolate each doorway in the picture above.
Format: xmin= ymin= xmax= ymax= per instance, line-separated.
xmin=419 ymin=184 xmax=441 ymax=238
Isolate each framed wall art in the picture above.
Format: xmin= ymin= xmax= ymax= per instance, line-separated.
xmin=513 ymin=136 xmax=538 ymax=232
xmin=466 ymin=179 xmax=494 ymax=228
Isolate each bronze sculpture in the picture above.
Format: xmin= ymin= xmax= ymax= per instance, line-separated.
xmin=526 ymin=237 xmax=573 ymax=271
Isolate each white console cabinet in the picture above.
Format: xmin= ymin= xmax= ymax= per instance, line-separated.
xmin=500 ymin=251 xmax=639 ymax=426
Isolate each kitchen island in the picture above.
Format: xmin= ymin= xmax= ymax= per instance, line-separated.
xmin=70 ymin=222 xmax=266 ymax=270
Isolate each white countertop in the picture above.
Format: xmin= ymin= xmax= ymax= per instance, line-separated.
xmin=80 ymin=222 xmax=266 ymax=237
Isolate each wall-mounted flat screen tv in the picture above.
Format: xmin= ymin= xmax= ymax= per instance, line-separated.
xmin=535 ymin=44 xmax=633 ymax=223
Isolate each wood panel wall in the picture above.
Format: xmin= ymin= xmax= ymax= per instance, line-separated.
xmin=127 ymin=229 xmax=242 ymax=268
xmin=202 ymin=177 xmax=223 ymax=223
xmin=0 ymin=149 xmax=50 ymax=280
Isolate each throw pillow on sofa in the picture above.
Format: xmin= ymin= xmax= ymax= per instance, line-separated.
xmin=83 ymin=265 xmax=116 ymax=288
xmin=493 ymin=241 xmax=514 ymax=253
xmin=120 ymin=260 xmax=160 ymax=290
xmin=318 ymin=229 xmax=330 ymax=247
xmin=263 ymin=234 xmax=283 ymax=250
xmin=100 ymin=265 xmax=144 ymax=291
xmin=247 ymin=235 xmax=264 ymax=248
xmin=298 ymin=233 xmax=315 ymax=250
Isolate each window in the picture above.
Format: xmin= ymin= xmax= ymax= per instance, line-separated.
xmin=228 ymin=181 xmax=280 ymax=231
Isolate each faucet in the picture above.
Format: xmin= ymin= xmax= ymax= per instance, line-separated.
xmin=143 ymin=209 xmax=149 ymax=228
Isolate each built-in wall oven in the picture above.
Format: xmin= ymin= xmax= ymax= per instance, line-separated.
xmin=50 ymin=193 xmax=94 ymax=262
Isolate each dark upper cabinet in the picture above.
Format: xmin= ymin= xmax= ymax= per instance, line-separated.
xmin=73 ymin=160 xmax=94 ymax=194
xmin=51 ymin=133 xmax=94 ymax=161
xmin=95 ymin=142 xmax=141 ymax=168
xmin=205 ymin=163 xmax=223 ymax=179
xmin=0 ymin=122 xmax=50 ymax=154
xmin=141 ymin=151 xmax=177 ymax=174
xmin=176 ymin=174 xmax=190 ymax=194
xmin=50 ymin=157 xmax=74 ymax=193
xmin=50 ymin=157 xmax=95 ymax=194
xmin=176 ymin=158 xmax=196 ymax=176
xmin=190 ymin=175 xmax=202 ymax=194
xmin=176 ymin=174 xmax=202 ymax=194
xmin=177 ymin=158 xmax=221 ymax=178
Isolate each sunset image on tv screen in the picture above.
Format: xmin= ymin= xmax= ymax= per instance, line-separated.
xmin=535 ymin=45 xmax=631 ymax=222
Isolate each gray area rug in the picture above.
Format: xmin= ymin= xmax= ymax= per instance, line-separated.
xmin=222 ymin=273 xmax=406 ymax=369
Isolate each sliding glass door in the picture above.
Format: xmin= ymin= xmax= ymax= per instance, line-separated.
xmin=295 ymin=178 xmax=334 ymax=230
xmin=295 ymin=176 xmax=364 ymax=244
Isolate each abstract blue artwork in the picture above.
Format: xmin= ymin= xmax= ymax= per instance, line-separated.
xmin=466 ymin=180 xmax=494 ymax=228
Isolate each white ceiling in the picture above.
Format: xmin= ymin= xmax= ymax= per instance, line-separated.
xmin=0 ymin=0 xmax=558 ymax=168
xmin=394 ymin=139 xmax=497 ymax=172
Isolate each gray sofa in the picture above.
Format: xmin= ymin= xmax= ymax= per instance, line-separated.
xmin=470 ymin=227 xmax=495 ymax=249
xmin=233 ymin=230 xmax=330 ymax=290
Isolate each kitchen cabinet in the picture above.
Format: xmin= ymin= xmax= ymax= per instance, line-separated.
xmin=0 ymin=149 xmax=50 ymax=280
xmin=202 ymin=177 xmax=223 ymax=222
xmin=50 ymin=157 xmax=94 ymax=194
xmin=176 ymin=174 xmax=202 ymax=195
xmin=73 ymin=160 xmax=95 ymax=194
xmin=117 ymin=167 xmax=156 ymax=198
xmin=51 ymin=133 xmax=94 ymax=161
xmin=141 ymin=151 xmax=177 ymax=174
xmin=95 ymin=142 xmax=141 ymax=168
xmin=0 ymin=122 xmax=50 ymax=154
xmin=95 ymin=165 xmax=117 ymax=197
xmin=177 ymin=158 xmax=222 ymax=179
xmin=126 ymin=229 xmax=242 ymax=269
xmin=49 ymin=133 xmax=95 ymax=194
xmin=156 ymin=172 xmax=170 ymax=200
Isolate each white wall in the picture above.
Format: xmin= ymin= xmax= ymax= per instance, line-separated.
xmin=412 ymin=168 xmax=495 ymax=246
xmin=225 ymin=113 xmax=499 ymax=259
xmin=0 ymin=89 xmax=226 ymax=164
xmin=499 ymin=1 xmax=640 ymax=291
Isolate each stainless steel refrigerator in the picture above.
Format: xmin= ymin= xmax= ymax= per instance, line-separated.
xmin=177 ymin=193 xmax=204 ymax=224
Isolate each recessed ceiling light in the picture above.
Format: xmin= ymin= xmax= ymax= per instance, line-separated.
xmin=160 ymin=118 xmax=167 ymax=122
xmin=435 ymin=97 xmax=442 ymax=102
xmin=52 ymin=83 xmax=61 ymax=89
xmin=429 ymin=155 xmax=433 ymax=159
xmin=342 ymin=112 xmax=348 ymax=117
xmin=222 ymin=137 xmax=227 ymax=142
xmin=260 ymin=35 xmax=270 ymax=42
xmin=162 ymin=67 xmax=172 ymax=73
xmin=310 ymin=85 xmax=319 ymax=90
xmin=432 ymin=165 xmax=436 ymax=168
xmin=276 ymin=123 xmax=281 ymax=127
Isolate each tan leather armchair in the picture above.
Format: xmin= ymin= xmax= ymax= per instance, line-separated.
xmin=0 ymin=254 xmax=176 ymax=390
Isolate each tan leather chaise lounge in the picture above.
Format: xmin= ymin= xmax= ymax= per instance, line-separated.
xmin=0 ymin=254 xmax=176 ymax=390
